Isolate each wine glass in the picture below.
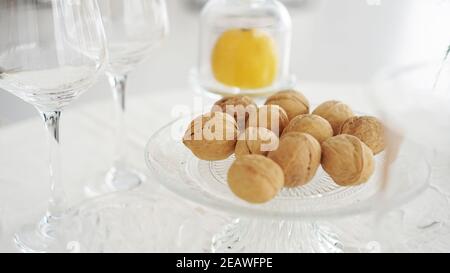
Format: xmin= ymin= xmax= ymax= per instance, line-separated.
xmin=0 ymin=0 xmax=106 ymax=252
xmin=85 ymin=0 xmax=169 ymax=196
xmin=371 ymin=55 xmax=450 ymax=252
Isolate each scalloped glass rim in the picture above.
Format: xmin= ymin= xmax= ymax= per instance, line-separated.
xmin=145 ymin=116 xmax=431 ymax=220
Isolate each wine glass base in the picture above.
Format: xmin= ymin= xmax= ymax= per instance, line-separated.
xmin=14 ymin=225 xmax=57 ymax=253
xmin=65 ymin=191 xmax=214 ymax=252
xmin=211 ymin=218 xmax=344 ymax=253
xmin=13 ymin=214 xmax=75 ymax=253
xmin=84 ymin=168 xmax=145 ymax=197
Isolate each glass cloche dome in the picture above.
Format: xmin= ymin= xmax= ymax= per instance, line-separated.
xmin=196 ymin=0 xmax=293 ymax=97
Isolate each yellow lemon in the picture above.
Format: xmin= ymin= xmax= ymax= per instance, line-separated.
xmin=212 ymin=28 xmax=278 ymax=89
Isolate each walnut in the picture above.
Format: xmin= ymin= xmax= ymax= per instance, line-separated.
xmin=340 ymin=116 xmax=385 ymax=155
xmin=183 ymin=112 xmax=238 ymax=160
xmin=211 ymin=95 xmax=257 ymax=130
xmin=268 ymin=132 xmax=321 ymax=187
xmin=321 ymin=134 xmax=375 ymax=186
xmin=265 ymin=89 xmax=310 ymax=120
xmin=312 ymin=100 xmax=354 ymax=135
xmin=247 ymin=105 xmax=289 ymax=136
xmin=235 ymin=127 xmax=279 ymax=158
xmin=282 ymin=114 xmax=333 ymax=144
xmin=227 ymin=154 xmax=284 ymax=203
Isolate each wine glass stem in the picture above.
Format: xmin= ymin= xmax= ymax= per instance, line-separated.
xmin=40 ymin=110 xmax=66 ymax=219
xmin=109 ymin=74 xmax=128 ymax=170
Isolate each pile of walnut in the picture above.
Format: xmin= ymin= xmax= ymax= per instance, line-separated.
xmin=183 ymin=90 xmax=385 ymax=204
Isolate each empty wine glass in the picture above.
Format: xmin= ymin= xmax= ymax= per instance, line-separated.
xmin=85 ymin=0 xmax=169 ymax=196
xmin=370 ymin=52 xmax=450 ymax=251
xmin=0 ymin=0 xmax=106 ymax=252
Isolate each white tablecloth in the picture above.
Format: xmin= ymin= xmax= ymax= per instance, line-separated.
xmin=0 ymin=85 xmax=449 ymax=252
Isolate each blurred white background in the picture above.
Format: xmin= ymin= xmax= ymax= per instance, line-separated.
xmin=1 ymin=0 xmax=449 ymax=125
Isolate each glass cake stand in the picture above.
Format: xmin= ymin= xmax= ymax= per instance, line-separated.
xmin=145 ymin=115 xmax=432 ymax=253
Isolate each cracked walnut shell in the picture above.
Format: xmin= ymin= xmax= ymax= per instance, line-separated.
xmin=268 ymin=132 xmax=321 ymax=187
xmin=211 ymin=95 xmax=257 ymax=130
xmin=265 ymin=90 xmax=310 ymax=120
xmin=235 ymin=127 xmax=279 ymax=158
xmin=247 ymin=105 xmax=289 ymax=136
xmin=321 ymin=134 xmax=375 ymax=186
xmin=312 ymin=100 xmax=354 ymax=135
xmin=227 ymin=155 xmax=284 ymax=203
xmin=283 ymin=114 xmax=333 ymax=144
xmin=340 ymin=116 xmax=385 ymax=155
xmin=183 ymin=112 xmax=238 ymax=161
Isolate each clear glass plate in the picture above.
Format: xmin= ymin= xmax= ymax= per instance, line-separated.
xmin=145 ymin=115 xmax=431 ymax=220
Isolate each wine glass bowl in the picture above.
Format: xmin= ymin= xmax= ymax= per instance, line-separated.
xmin=372 ymin=60 xmax=450 ymax=155
xmin=0 ymin=0 xmax=106 ymax=111
xmin=98 ymin=0 xmax=169 ymax=75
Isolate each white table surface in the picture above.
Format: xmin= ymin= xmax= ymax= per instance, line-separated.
xmin=0 ymin=84 xmax=449 ymax=252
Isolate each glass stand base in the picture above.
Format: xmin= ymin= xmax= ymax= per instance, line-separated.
xmin=13 ymin=214 xmax=73 ymax=253
xmin=84 ymin=167 xmax=145 ymax=197
xmin=211 ymin=218 xmax=343 ymax=253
